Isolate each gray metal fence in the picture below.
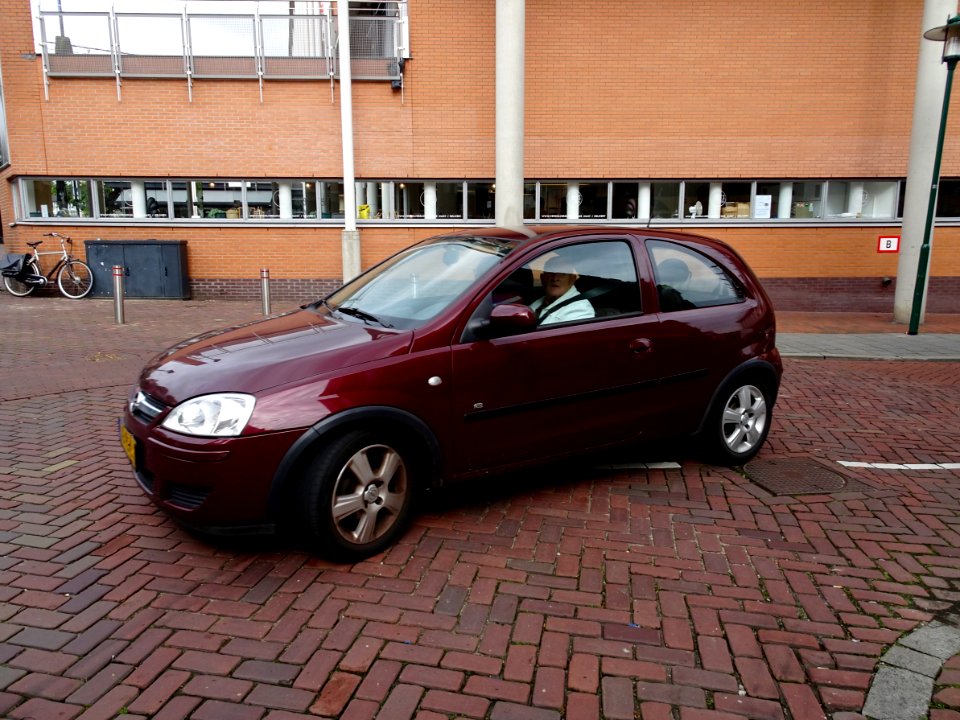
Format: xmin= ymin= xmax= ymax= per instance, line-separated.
xmin=39 ymin=2 xmax=407 ymax=98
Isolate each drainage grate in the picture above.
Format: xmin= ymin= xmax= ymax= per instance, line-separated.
xmin=745 ymin=458 xmax=869 ymax=495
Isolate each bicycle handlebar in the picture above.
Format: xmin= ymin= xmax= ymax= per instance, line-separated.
xmin=42 ymin=231 xmax=72 ymax=244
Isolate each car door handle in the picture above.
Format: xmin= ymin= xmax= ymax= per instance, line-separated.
xmin=629 ymin=338 xmax=652 ymax=353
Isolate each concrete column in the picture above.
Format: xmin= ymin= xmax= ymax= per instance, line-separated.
xmin=424 ymin=182 xmax=437 ymax=220
xmin=495 ymin=0 xmax=524 ymax=228
xmin=278 ymin=182 xmax=293 ymax=219
xmin=366 ymin=182 xmax=379 ymax=217
xmin=895 ymin=0 xmax=958 ymax=324
xmin=381 ymin=182 xmax=393 ymax=219
xmin=708 ymin=183 xmax=723 ymax=219
xmin=847 ymin=181 xmax=865 ymax=217
xmin=131 ymin=180 xmax=147 ymax=218
xmin=778 ymin=182 xmax=793 ymax=219
xmin=337 ymin=0 xmax=360 ymax=281
xmin=566 ymin=182 xmax=579 ymax=220
xmin=638 ymin=183 xmax=651 ymax=219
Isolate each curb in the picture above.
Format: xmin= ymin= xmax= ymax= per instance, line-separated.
xmin=862 ymin=621 xmax=960 ymax=719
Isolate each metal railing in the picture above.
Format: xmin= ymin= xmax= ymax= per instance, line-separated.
xmin=38 ymin=2 xmax=408 ymax=100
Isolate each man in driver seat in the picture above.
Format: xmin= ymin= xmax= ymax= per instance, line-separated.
xmin=529 ymin=257 xmax=596 ymax=325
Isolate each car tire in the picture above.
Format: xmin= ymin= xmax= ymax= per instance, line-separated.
xmin=297 ymin=429 xmax=417 ymax=560
xmin=699 ymin=378 xmax=774 ymax=466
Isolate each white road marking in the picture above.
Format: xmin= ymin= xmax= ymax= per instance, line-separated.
xmin=838 ymin=460 xmax=960 ymax=471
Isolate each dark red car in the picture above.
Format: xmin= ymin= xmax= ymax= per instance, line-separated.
xmin=121 ymin=227 xmax=781 ymax=559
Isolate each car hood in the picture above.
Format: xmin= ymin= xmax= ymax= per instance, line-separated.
xmin=138 ymin=308 xmax=414 ymax=405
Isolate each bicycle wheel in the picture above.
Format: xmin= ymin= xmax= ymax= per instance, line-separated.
xmin=57 ymin=260 xmax=94 ymax=299
xmin=3 ymin=259 xmax=40 ymax=297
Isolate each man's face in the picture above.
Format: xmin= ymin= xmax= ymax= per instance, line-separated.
xmin=541 ymin=270 xmax=577 ymax=300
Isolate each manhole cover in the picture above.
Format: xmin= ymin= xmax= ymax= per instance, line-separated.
xmin=745 ymin=458 xmax=866 ymax=495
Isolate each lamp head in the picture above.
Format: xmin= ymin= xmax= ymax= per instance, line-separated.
xmin=923 ymin=15 xmax=960 ymax=63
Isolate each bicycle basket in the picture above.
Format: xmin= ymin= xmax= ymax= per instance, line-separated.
xmin=1 ymin=253 xmax=29 ymax=278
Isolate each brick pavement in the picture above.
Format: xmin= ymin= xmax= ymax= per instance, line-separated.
xmin=1 ymin=293 xmax=960 ymax=720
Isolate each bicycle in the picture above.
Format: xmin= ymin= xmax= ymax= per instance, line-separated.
xmin=2 ymin=232 xmax=94 ymax=299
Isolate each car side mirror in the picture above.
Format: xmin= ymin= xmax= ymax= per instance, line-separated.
xmin=487 ymin=303 xmax=537 ymax=335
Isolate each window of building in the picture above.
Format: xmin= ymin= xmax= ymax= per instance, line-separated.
xmin=539 ymin=183 xmax=566 ymax=219
xmin=612 ymin=182 xmax=639 ymax=219
xmin=144 ymin=181 xmax=169 ymax=217
xmin=466 ymin=182 xmax=496 ymax=220
xmin=937 ymin=179 xmax=960 ymax=217
xmin=790 ymin=181 xmax=823 ymax=219
xmin=22 ymin=179 xmax=93 ymax=218
xmin=577 ymin=183 xmax=608 ymax=219
xmin=683 ymin=182 xmax=710 ymax=218
xmin=13 ymin=175 xmax=909 ymax=224
xmin=436 ymin=182 xmax=463 ymax=219
xmin=756 ymin=182 xmax=781 ymax=219
xmin=720 ymin=181 xmax=751 ymax=219
xmin=651 ymin=182 xmax=680 ymax=219
xmin=524 ymin=183 xmax=536 ymax=220
xmin=97 ymin=180 xmax=133 ymax=218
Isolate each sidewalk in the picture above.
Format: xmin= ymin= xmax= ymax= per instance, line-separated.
xmin=777 ymin=311 xmax=960 ymax=360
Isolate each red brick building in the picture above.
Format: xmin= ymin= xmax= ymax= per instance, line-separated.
xmin=1 ymin=0 xmax=958 ymax=311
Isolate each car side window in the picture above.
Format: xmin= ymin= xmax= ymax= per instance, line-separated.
xmin=493 ymin=240 xmax=641 ymax=326
xmin=647 ymin=240 xmax=745 ymax=312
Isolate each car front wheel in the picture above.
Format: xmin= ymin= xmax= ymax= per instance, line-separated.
xmin=701 ymin=380 xmax=773 ymax=465
xmin=298 ymin=430 xmax=415 ymax=560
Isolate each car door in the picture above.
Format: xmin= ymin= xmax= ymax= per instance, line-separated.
xmin=449 ymin=238 xmax=662 ymax=473
xmin=646 ymin=238 xmax=759 ymax=432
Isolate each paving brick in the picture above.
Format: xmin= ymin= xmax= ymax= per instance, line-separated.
xmin=310 ymin=672 xmax=361 ymax=716
xmin=398 ymin=664 xmax=463 ymax=691
xmin=7 ymin=672 xmax=82 ymax=700
xmin=6 ymin=697 xmax=83 ymax=720
xmin=601 ymin=676 xmax=635 ymax=720
xmin=420 ymin=688 xmax=490 ymax=718
xmin=126 ymin=670 xmax=191 ymax=716
xmin=181 ymin=674 xmax=253 ymax=702
xmin=190 ymin=698 xmax=262 ymax=720
xmin=245 ymin=683 xmax=314 ymax=712
xmin=375 ymin=684 xmax=423 ymax=720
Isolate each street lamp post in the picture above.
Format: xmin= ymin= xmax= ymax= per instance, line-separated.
xmin=910 ymin=16 xmax=960 ymax=335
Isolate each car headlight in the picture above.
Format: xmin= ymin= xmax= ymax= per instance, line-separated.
xmin=161 ymin=393 xmax=256 ymax=437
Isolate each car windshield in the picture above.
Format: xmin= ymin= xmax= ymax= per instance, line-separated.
xmin=323 ymin=235 xmax=518 ymax=330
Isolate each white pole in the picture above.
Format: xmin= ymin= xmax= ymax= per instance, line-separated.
xmin=638 ymin=183 xmax=651 ymax=219
xmin=131 ymin=180 xmax=147 ymax=218
xmin=565 ymin=182 xmax=579 ymax=220
xmin=495 ymin=0 xmax=524 ymax=228
xmin=424 ymin=182 xmax=437 ymax=219
xmin=896 ymin=0 xmax=957 ymax=323
xmin=847 ymin=181 xmax=865 ymax=217
xmin=367 ymin=181 xmax=379 ymax=217
xmin=778 ymin=182 xmax=793 ymax=219
xmin=708 ymin=182 xmax=723 ymax=219
xmin=337 ymin=0 xmax=361 ymax=280
xmin=278 ymin=182 xmax=293 ymax=219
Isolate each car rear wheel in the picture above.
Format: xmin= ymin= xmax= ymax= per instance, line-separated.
xmin=700 ymin=379 xmax=773 ymax=465
xmin=297 ymin=430 xmax=416 ymax=560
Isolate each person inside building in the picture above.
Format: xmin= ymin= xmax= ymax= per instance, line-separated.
xmin=529 ymin=256 xmax=595 ymax=325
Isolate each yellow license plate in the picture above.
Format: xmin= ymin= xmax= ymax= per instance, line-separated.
xmin=120 ymin=424 xmax=137 ymax=468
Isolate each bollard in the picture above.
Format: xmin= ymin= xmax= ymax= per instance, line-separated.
xmin=260 ymin=268 xmax=271 ymax=316
xmin=112 ymin=265 xmax=125 ymax=325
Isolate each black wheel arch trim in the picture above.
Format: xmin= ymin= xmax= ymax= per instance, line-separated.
xmin=693 ymin=359 xmax=781 ymax=437
xmin=266 ymin=406 xmax=443 ymax=517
